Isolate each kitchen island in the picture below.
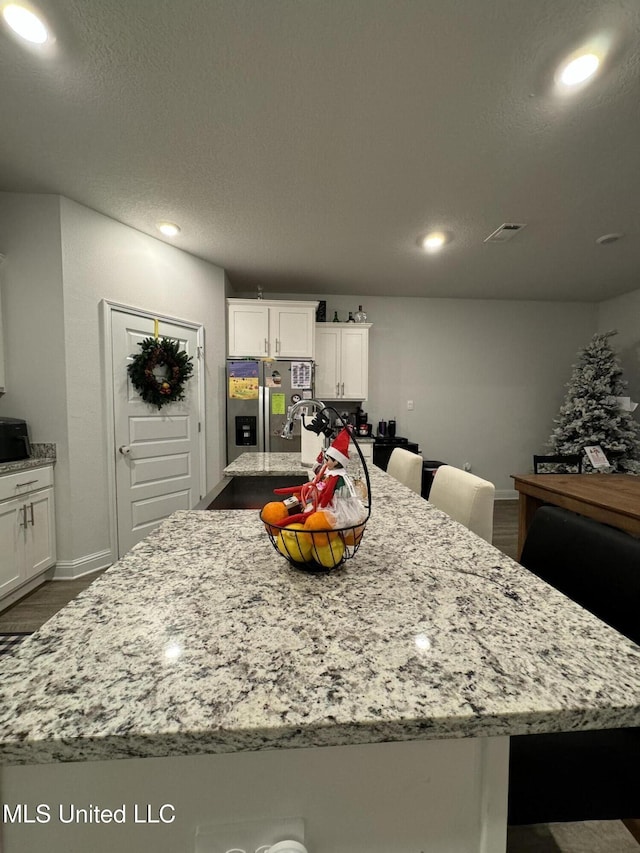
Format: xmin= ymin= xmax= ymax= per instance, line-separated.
xmin=1 ymin=453 xmax=639 ymax=852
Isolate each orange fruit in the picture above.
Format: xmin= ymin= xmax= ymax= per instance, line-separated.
xmin=261 ymin=501 xmax=289 ymax=533
xmin=304 ymin=510 xmax=338 ymax=546
xmin=342 ymin=523 xmax=366 ymax=546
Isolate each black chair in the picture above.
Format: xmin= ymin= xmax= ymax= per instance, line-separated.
xmin=533 ymin=453 xmax=583 ymax=474
xmin=508 ymin=506 xmax=640 ymax=825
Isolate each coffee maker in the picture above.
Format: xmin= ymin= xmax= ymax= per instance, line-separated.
xmin=356 ymin=408 xmax=371 ymax=437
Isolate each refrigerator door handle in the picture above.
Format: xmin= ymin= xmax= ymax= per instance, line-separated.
xmin=259 ymin=386 xmax=266 ymax=452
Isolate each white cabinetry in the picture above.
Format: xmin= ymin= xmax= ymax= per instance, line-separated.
xmin=0 ymin=465 xmax=56 ymax=604
xmin=350 ymin=438 xmax=373 ymax=463
xmin=315 ymin=324 xmax=370 ymax=401
xmin=227 ymin=299 xmax=318 ymax=358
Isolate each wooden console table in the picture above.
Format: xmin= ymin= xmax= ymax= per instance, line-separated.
xmin=511 ymin=473 xmax=640 ymax=559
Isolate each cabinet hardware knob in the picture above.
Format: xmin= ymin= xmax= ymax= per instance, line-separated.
xmin=119 ymin=445 xmax=131 ymax=456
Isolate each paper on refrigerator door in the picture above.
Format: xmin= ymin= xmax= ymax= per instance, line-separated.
xmin=291 ymin=361 xmax=313 ymax=389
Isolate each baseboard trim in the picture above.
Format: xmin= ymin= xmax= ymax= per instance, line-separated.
xmin=495 ymin=490 xmax=518 ymax=501
xmin=52 ymin=549 xmax=114 ymax=580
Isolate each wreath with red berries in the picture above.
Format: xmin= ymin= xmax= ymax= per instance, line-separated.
xmin=127 ymin=336 xmax=194 ymax=410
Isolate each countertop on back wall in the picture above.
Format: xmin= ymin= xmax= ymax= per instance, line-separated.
xmin=0 ymin=444 xmax=56 ymax=476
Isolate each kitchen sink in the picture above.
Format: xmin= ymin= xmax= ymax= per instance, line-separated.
xmin=204 ymin=475 xmax=309 ymax=510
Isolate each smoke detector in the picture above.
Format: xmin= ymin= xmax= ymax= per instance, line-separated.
xmin=484 ymin=223 xmax=527 ymax=243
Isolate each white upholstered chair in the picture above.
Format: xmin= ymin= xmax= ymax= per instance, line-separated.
xmin=386 ymin=447 xmax=423 ymax=495
xmin=428 ymin=465 xmax=495 ymax=542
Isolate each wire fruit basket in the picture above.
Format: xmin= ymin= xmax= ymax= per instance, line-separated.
xmin=260 ymin=428 xmax=372 ymax=573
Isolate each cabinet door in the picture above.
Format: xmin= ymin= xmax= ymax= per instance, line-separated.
xmin=228 ymin=303 xmax=269 ymax=357
xmin=314 ymin=327 xmax=341 ymax=399
xmin=0 ymin=498 xmax=22 ymax=596
xmin=271 ymin=305 xmax=315 ymax=358
xmin=340 ymin=327 xmax=369 ymax=400
xmin=23 ymin=488 xmax=56 ymax=579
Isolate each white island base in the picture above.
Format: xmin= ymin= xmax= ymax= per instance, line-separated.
xmin=2 ymin=736 xmax=508 ymax=853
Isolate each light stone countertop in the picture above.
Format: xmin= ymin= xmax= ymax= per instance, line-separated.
xmin=1 ymin=452 xmax=639 ymax=766
xmin=0 ymin=443 xmax=56 ymax=475
xmin=0 ymin=457 xmax=56 ymax=475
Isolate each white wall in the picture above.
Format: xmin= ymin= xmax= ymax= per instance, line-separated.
xmin=0 ymin=193 xmax=227 ymax=575
xmin=59 ymin=198 xmax=227 ymax=572
xmin=597 ymin=287 xmax=640 ymax=403
xmin=0 ymin=194 xmax=74 ymax=555
xmin=237 ymin=292 xmax=596 ymax=495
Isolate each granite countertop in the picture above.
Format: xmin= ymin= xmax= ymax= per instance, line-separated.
xmin=1 ymin=452 xmax=639 ymax=766
xmin=0 ymin=444 xmax=56 ymax=475
xmin=224 ymin=452 xmax=313 ymax=477
xmin=0 ymin=457 xmax=56 ymax=475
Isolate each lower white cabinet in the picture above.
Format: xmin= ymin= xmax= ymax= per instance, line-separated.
xmin=349 ymin=438 xmax=373 ymax=463
xmin=0 ymin=465 xmax=56 ymax=602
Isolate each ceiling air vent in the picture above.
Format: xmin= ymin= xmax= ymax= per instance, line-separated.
xmin=484 ymin=223 xmax=527 ymax=243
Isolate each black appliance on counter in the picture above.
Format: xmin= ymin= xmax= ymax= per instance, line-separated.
xmin=0 ymin=417 xmax=31 ymax=463
xmin=373 ymin=435 xmax=420 ymax=471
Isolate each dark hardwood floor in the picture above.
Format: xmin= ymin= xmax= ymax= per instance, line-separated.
xmin=0 ymin=570 xmax=106 ymax=632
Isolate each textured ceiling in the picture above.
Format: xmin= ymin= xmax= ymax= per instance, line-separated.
xmin=1 ymin=0 xmax=639 ymax=301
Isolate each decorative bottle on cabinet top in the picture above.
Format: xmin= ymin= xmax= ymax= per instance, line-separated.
xmin=347 ymin=311 xmax=355 ymax=323
xmin=332 ymin=310 xmax=340 ymax=322
xmin=354 ymin=305 xmax=367 ymax=323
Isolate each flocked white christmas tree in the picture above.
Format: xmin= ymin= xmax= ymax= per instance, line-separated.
xmin=548 ymin=330 xmax=640 ymax=473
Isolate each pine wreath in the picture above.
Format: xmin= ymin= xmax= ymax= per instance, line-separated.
xmin=127 ymin=336 xmax=194 ymax=410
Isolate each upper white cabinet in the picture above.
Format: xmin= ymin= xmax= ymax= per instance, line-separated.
xmin=315 ymin=324 xmax=370 ymax=401
xmin=227 ymin=299 xmax=318 ymax=358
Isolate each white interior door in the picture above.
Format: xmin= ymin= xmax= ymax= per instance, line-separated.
xmin=111 ymin=310 xmax=202 ymax=557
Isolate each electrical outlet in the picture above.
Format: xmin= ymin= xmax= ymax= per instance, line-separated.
xmin=195 ymin=818 xmax=304 ymax=853
xmin=407 ymin=400 xmax=414 ymax=411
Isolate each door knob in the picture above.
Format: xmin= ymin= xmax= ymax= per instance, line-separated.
xmin=119 ymin=445 xmax=131 ymax=456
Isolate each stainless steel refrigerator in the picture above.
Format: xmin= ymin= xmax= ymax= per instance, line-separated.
xmin=226 ymin=359 xmax=315 ymax=463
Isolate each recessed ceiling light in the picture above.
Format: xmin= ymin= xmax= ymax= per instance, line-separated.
xmin=156 ymin=221 xmax=181 ymax=237
xmin=421 ymin=231 xmax=448 ymax=252
xmin=556 ymin=52 xmax=600 ymax=88
xmin=2 ymin=3 xmax=48 ymax=44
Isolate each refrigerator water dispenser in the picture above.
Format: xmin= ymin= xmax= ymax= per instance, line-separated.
xmin=235 ymin=415 xmax=257 ymax=447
